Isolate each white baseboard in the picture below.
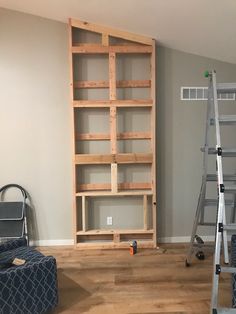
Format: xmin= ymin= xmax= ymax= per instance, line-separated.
xmin=30 ymin=239 xmax=74 ymax=246
xmin=30 ymin=235 xmax=217 ymax=247
xmin=158 ymin=235 xmax=215 ymax=243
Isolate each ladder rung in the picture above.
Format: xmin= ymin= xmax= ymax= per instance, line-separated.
xmin=223 ymin=223 xmax=236 ymax=231
xmin=215 ymin=308 xmax=236 ymax=313
xmin=210 ymin=115 xmax=236 ymax=125
xmin=198 ymin=222 xmax=215 ymax=226
xmin=219 ymin=115 xmax=236 ymax=125
xmin=207 ymin=174 xmax=236 ymax=181
xmin=225 ymin=185 xmax=236 ymax=193
xmin=201 ymin=147 xmax=236 ymax=156
xmin=193 ymin=243 xmax=214 ymax=248
xmin=221 ymin=266 xmax=236 ymax=274
xmin=217 ymin=82 xmax=236 ymax=93
xmin=204 ymin=199 xmax=234 ymax=207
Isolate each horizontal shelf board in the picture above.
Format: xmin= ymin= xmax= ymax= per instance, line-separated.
xmin=75 ymin=153 xmax=153 ymax=164
xmin=75 ymin=241 xmax=154 ymax=249
xmin=118 ymin=132 xmax=151 ymax=140
xmin=75 ymin=131 xmax=151 ymax=141
xmin=73 ymin=99 xmax=153 ymax=108
xmin=77 ymin=182 xmax=152 ymax=192
xmin=76 ymin=190 xmax=153 ymax=196
xmin=76 ymin=133 xmax=110 ymax=141
xmin=75 ymin=154 xmax=113 ymax=164
xmin=76 ymin=229 xmax=154 ymax=235
xmin=71 ymin=45 xmax=152 ymax=54
xmin=74 ymin=80 xmax=151 ymax=89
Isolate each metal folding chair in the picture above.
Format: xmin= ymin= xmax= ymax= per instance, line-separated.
xmin=0 ymin=184 xmax=28 ymax=244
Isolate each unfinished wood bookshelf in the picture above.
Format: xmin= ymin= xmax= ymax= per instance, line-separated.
xmin=69 ymin=18 xmax=156 ymax=249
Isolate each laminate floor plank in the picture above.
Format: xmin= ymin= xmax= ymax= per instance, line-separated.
xmin=38 ymin=244 xmax=232 ymax=314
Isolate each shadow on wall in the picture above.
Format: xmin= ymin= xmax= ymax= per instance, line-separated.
xmin=156 ymin=45 xmax=174 ymax=241
xmin=27 ymin=193 xmax=39 ymax=243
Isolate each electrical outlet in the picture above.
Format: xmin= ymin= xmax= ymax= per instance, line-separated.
xmin=107 ymin=216 xmax=113 ymax=225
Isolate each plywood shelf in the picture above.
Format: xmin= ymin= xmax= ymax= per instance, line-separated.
xmin=69 ymin=18 xmax=156 ymax=249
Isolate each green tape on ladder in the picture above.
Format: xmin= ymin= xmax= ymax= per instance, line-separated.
xmin=204 ymin=70 xmax=209 ymax=78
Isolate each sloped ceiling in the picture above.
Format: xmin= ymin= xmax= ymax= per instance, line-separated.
xmin=0 ymin=0 xmax=236 ymax=63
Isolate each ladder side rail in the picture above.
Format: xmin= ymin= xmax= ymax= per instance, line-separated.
xmin=230 ymin=173 xmax=236 ymax=224
xmin=212 ymin=71 xmax=221 ymax=149
xmin=186 ymin=182 xmax=206 ymax=265
xmin=222 ymin=203 xmax=229 ymax=264
xmin=186 ymin=84 xmax=213 ymax=265
xmin=211 ymin=70 xmax=228 ymax=311
xmin=212 ymin=71 xmax=229 ymax=263
xmin=211 ymin=164 xmax=226 ymax=309
xmin=203 ymin=85 xmax=214 ymax=176
xmin=200 ymin=84 xmax=214 ymax=224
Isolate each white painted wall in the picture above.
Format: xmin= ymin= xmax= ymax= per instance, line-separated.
xmin=0 ymin=8 xmax=72 ymax=243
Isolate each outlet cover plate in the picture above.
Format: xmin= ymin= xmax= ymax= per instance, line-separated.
xmin=107 ymin=216 xmax=113 ymax=225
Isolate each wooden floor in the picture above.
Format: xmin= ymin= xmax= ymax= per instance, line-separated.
xmin=39 ymin=244 xmax=232 ymax=314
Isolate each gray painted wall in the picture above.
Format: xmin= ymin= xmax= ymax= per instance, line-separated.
xmin=1 ymin=8 xmax=236 ymax=242
xmin=157 ymin=46 xmax=236 ymax=240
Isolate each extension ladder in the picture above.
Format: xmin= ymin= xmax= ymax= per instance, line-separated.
xmin=186 ymin=70 xmax=236 ymax=313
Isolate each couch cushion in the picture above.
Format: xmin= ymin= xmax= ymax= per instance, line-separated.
xmin=0 ymin=238 xmax=27 ymax=253
xmin=0 ymin=246 xmax=44 ymax=268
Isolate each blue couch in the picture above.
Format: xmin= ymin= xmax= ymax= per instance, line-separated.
xmin=0 ymin=238 xmax=58 ymax=314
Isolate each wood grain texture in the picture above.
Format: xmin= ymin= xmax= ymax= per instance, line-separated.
xmin=73 ymin=99 xmax=153 ymax=108
xmin=38 ymin=244 xmax=231 ymax=314
xmin=73 ymin=80 xmax=150 ymax=89
xmin=76 ymin=190 xmax=153 ymax=196
xmin=111 ymin=163 xmax=118 ymax=193
xmin=81 ymin=195 xmax=87 ymax=232
xmin=143 ymin=194 xmax=148 ymax=230
xmin=75 ymin=132 xmax=151 ymax=141
xmin=76 ymin=229 xmax=154 ymax=235
xmin=110 ymin=107 xmax=117 ymax=154
xmin=102 ymin=33 xmax=109 ymax=46
xmin=70 ymin=19 xmax=155 ymax=250
xmin=71 ymin=45 xmax=152 ymax=54
xmin=151 ymin=39 xmax=157 ymax=247
xmin=75 ymin=153 xmax=153 ymax=164
xmin=109 ymin=53 xmax=116 ymax=100
xmin=77 ymin=182 xmax=152 ymax=192
xmin=70 ymin=18 xmax=153 ymax=45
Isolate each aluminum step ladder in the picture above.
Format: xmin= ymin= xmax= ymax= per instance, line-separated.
xmin=186 ymin=70 xmax=236 ymax=313
xmin=186 ymin=72 xmax=236 ymax=266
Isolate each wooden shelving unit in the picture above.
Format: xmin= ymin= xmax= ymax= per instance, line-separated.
xmin=69 ymin=18 xmax=156 ymax=249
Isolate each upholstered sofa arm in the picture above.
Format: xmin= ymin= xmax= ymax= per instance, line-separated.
xmin=0 ymin=256 xmax=58 ymax=314
xmin=0 ymin=237 xmax=27 ymax=254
